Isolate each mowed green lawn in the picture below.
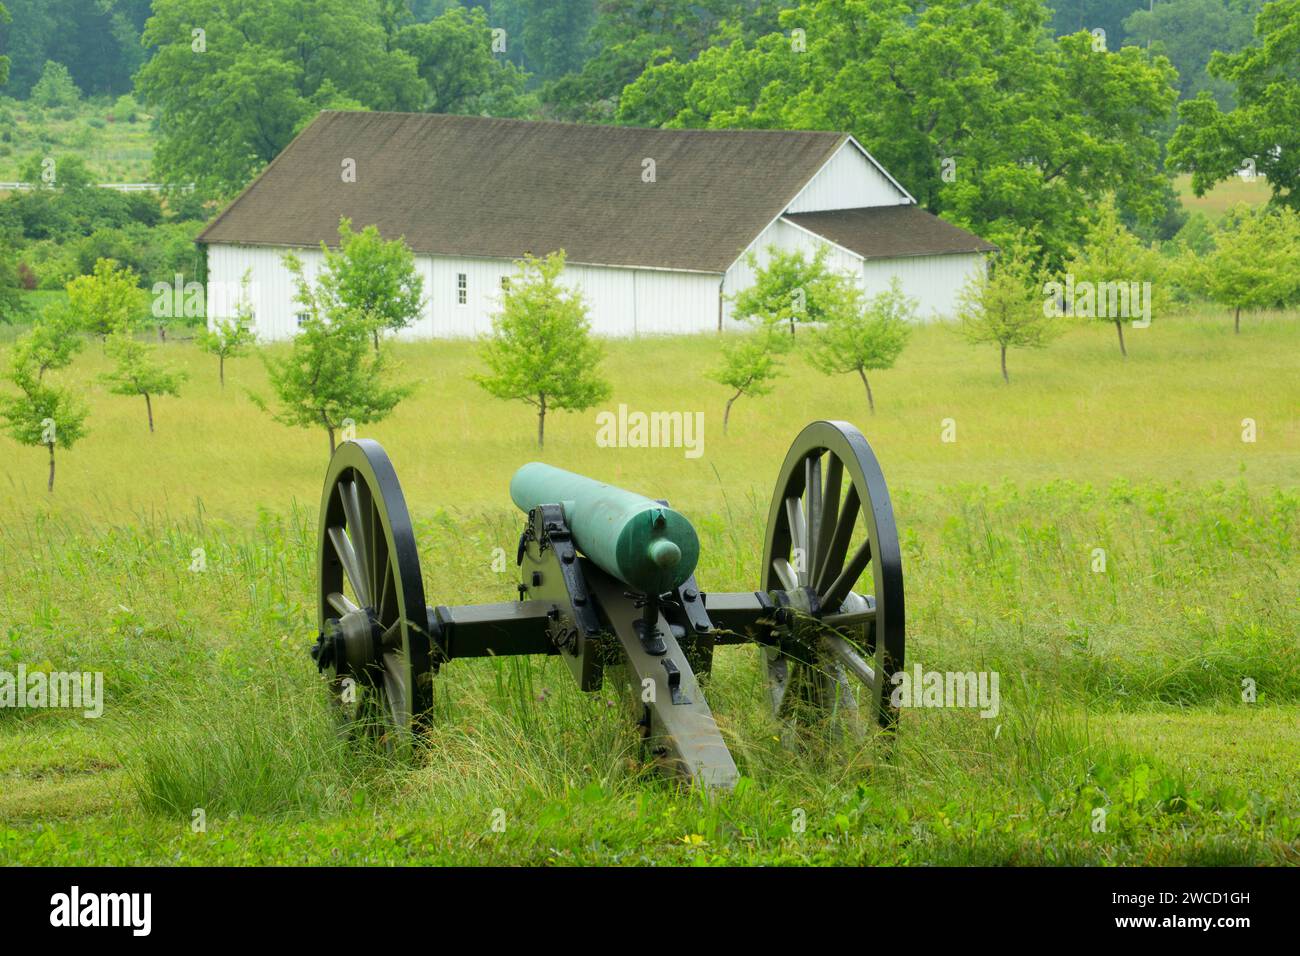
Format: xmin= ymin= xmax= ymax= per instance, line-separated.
xmin=1173 ymin=173 xmax=1273 ymax=222
xmin=0 ymin=307 xmax=1296 ymax=865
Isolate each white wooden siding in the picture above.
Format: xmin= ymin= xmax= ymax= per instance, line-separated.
xmin=206 ymin=243 xmax=328 ymax=341
xmin=786 ymin=141 xmax=910 ymax=213
xmin=206 ymin=243 xmax=721 ymax=340
xmin=720 ymin=220 xmax=986 ymax=326
xmin=721 ymin=218 xmax=861 ymax=324
xmin=862 ymin=252 xmax=986 ymax=321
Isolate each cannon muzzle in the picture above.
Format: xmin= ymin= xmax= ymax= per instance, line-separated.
xmin=509 ymin=463 xmax=700 ymax=595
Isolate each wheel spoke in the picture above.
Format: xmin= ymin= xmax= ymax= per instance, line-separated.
xmin=804 ymin=454 xmax=822 ymax=586
xmin=821 ymin=536 xmax=872 ymax=613
xmin=821 ymin=634 xmax=876 ymax=690
xmin=772 ymin=556 xmax=799 ymax=592
xmin=765 ymin=649 xmax=790 ymax=716
xmin=784 ymin=496 xmax=808 ymax=585
xmin=814 ymin=455 xmax=843 ymax=583
xmin=327 ymin=591 xmax=359 ymax=616
xmin=339 ymin=479 xmax=367 ymax=585
xmin=378 ymin=619 xmax=402 ymax=650
xmin=364 ymin=491 xmax=383 ymax=612
xmin=380 ymin=649 xmax=411 ymax=732
xmin=328 ymin=525 xmax=371 ymax=607
xmin=814 ymin=484 xmax=859 ymax=593
xmin=377 ymin=559 xmax=395 ymax=624
xmin=822 ymin=606 xmax=876 ymax=629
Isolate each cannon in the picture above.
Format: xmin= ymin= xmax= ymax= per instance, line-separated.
xmin=309 ymin=420 xmax=904 ymax=789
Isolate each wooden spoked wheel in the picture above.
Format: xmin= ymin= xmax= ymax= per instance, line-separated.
xmin=312 ymin=440 xmax=432 ymax=746
xmin=760 ymin=421 xmax=906 ymax=728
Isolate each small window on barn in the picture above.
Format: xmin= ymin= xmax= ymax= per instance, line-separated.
xmin=500 ymin=275 xmax=510 ymax=291
xmin=457 ymin=273 xmax=468 ymax=306
xmin=296 ymin=312 xmax=310 ymax=328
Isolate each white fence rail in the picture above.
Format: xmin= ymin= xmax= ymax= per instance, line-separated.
xmin=0 ymin=182 xmax=193 ymax=192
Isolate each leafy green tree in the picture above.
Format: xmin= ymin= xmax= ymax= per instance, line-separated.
xmin=1123 ymin=0 xmax=1259 ymax=103
xmin=313 ymin=218 xmax=425 ymax=351
xmin=1064 ymin=202 xmax=1166 ymax=357
xmin=19 ymin=152 xmax=94 ymax=191
xmin=136 ymin=0 xmax=426 ymax=194
xmin=1187 ymin=205 xmax=1300 ymax=332
xmin=1170 ymin=213 xmax=1218 ymax=258
xmin=1169 ymin=0 xmax=1300 ymax=211
xmin=394 ymin=5 xmax=534 ymax=115
xmin=1 ymin=348 xmax=88 ymax=492
xmin=541 ymin=0 xmax=772 ymax=121
xmin=513 ymin=0 xmax=595 ymax=82
xmin=474 ymin=251 xmax=611 ymax=449
xmin=0 ymin=2 xmax=10 ymax=88
xmin=66 ymin=258 xmax=147 ymax=340
xmin=195 ymin=271 xmax=257 ymax=386
xmin=29 ymin=59 xmax=79 ymax=107
xmin=12 ymin=300 xmax=83 ymax=378
xmin=100 ymin=328 xmax=187 ymax=433
xmin=253 ymin=252 xmax=412 ymax=452
xmin=619 ymin=0 xmax=1178 ymax=268
xmin=957 ymin=243 xmax=1059 ymax=383
xmin=806 ymin=277 xmax=914 ymax=413
xmin=707 ymin=329 xmax=784 ymax=433
xmin=0 ymin=234 xmax=28 ymax=325
xmin=731 ymin=246 xmax=846 ymax=337
xmin=0 ymin=0 xmax=150 ymax=97
xmin=112 ymin=93 xmax=142 ymax=122
xmin=1049 ymin=0 xmax=1145 ymax=47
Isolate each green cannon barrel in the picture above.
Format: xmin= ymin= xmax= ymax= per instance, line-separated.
xmin=510 ymin=463 xmax=699 ymax=595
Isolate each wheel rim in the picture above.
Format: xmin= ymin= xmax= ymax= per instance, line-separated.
xmin=760 ymin=421 xmax=905 ymax=727
xmin=316 ymin=440 xmax=431 ymax=745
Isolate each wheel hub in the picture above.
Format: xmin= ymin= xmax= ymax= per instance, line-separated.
xmin=312 ymin=607 xmax=384 ymax=677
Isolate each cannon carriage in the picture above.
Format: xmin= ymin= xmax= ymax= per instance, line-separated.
xmin=309 ymin=420 xmax=904 ymax=789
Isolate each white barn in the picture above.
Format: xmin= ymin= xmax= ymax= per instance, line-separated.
xmin=198 ymin=111 xmax=995 ymax=340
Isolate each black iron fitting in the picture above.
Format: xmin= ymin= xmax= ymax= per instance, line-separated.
xmin=661 ymin=658 xmax=691 ymax=705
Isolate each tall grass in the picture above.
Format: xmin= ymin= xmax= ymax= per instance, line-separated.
xmin=0 ymin=473 xmax=1291 ymax=861
xmin=119 ymin=672 xmax=370 ymax=819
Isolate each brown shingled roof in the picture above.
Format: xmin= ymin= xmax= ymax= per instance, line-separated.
xmin=197 ymin=111 xmax=853 ymax=273
xmin=784 ymin=206 xmax=997 ymax=260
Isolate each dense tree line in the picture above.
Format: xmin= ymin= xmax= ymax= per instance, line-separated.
xmin=0 ymin=0 xmax=152 ymax=97
xmin=0 ymin=1 xmax=1267 ymax=105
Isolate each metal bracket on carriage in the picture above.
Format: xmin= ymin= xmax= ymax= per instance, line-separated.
xmin=627 ymin=590 xmax=670 ymax=656
xmin=668 ymin=576 xmax=712 ymax=635
xmin=527 ymin=503 xmax=602 ymax=644
xmin=661 ymin=658 xmax=691 ymax=705
xmin=545 ymin=603 xmax=578 ymax=655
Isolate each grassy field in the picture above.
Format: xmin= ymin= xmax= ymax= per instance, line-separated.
xmin=0 ymin=99 xmax=154 ymax=183
xmin=0 ymin=307 xmax=1296 ymax=865
xmin=1173 ymin=173 xmax=1273 ymax=221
